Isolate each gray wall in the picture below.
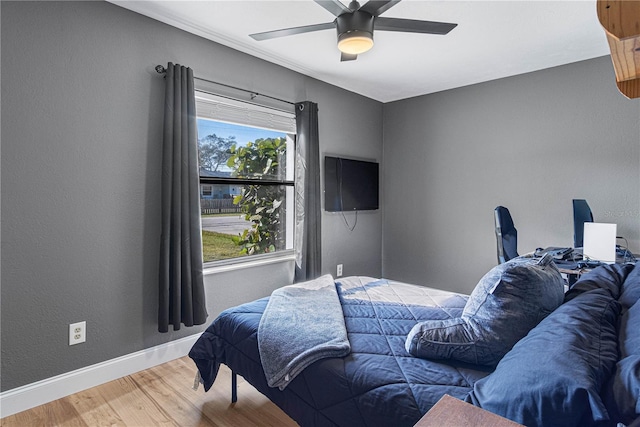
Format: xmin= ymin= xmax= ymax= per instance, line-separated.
xmin=382 ymin=57 xmax=640 ymax=294
xmin=1 ymin=1 xmax=382 ymax=392
xmin=3 ymin=0 xmax=638 ymax=396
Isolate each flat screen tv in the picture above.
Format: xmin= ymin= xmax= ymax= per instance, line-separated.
xmin=324 ymin=156 xmax=379 ymax=212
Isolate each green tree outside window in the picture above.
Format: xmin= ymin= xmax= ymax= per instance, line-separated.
xmin=226 ymin=137 xmax=287 ymax=255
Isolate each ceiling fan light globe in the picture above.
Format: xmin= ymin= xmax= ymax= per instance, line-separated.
xmin=337 ymin=31 xmax=373 ymax=55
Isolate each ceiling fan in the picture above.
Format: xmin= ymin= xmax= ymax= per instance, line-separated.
xmin=249 ymin=0 xmax=457 ymax=62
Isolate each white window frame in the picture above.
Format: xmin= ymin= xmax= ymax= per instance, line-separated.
xmin=201 ymin=185 xmax=213 ymax=197
xmin=195 ymin=91 xmax=296 ymax=269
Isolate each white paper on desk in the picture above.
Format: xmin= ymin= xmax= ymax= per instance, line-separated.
xmin=583 ymin=222 xmax=617 ymax=263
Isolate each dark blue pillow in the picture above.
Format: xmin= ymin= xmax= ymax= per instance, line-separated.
xmin=405 ymin=257 xmax=564 ymax=366
xmin=604 ymin=296 xmax=640 ymax=425
xmin=564 ymin=263 xmax=633 ymax=302
xmin=467 ymin=288 xmax=620 ymax=427
xmin=619 ymin=263 xmax=640 ymax=313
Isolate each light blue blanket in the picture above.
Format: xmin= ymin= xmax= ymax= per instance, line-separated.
xmin=258 ymin=274 xmax=351 ymax=390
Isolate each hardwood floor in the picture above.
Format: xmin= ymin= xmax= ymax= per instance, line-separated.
xmin=1 ymin=357 xmax=298 ymax=427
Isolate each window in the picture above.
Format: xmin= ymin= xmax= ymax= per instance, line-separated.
xmin=201 ymin=185 xmax=213 ymax=198
xmin=195 ymin=92 xmax=296 ymax=265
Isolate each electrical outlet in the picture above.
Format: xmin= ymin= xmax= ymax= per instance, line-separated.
xmin=337 ymin=264 xmax=343 ymax=277
xmin=69 ymin=321 xmax=86 ymax=346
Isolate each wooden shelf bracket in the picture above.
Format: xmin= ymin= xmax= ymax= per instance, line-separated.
xmin=597 ymin=0 xmax=640 ymax=98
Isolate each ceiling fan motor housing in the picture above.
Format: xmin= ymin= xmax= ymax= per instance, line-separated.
xmin=336 ymin=11 xmax=375 ymax=50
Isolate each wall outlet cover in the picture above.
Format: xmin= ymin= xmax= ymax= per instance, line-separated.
xmin=69 ymin=321 xmax=86 ymax=346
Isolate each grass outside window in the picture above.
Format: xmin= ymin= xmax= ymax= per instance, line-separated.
xmin=202 ymin=230 xmax=248 ymax=262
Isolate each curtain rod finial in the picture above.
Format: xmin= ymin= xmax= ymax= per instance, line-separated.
xmin=155 ymin=65 xmax=166 ymax=74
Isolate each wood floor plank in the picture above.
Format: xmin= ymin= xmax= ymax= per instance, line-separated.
xmin=1 ymin=396 xmax=88 ymax=427
xmin=92 ymin=376 xmax=177 ymax=426
xmin=65 ymin=384 xmax=125 ymax=427
xmin=0 ymin=356 xmax=298 ymax=427
xmin=155 ymin=357 xmax=297 ymax=427
xmin=130 ymin=365 xmax=217 ymax=427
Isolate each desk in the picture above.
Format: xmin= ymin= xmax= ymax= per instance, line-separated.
xmin=525 ymin=249 xmax=637 ymax=286
xmin=414 ymin=395 xmax=523 ymax=427
xmin=554 ymin=260 xmax=587 ymax=286
xmin=522 ymin=252 xmax=583 ymax=285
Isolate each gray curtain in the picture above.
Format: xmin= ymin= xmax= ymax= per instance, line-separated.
xmin=159 ymin=63 xmax=208 ymax=332
xmin=294 ymin=101 xmax=322 ymax=281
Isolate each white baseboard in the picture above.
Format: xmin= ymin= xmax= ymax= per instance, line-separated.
xmin=0 ymin=334 xmax=201 ymax=418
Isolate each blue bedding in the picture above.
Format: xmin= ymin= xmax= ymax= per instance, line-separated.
xmin=468 ymin=263 xmax=639 ymax=427
xmin=189 ymin=265 xmax=640 ymax=427
xmin=189 ymin=276 xmax=493 ymax=426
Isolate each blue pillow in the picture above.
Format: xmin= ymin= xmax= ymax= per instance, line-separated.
xmin=619 ymin=263 xmax=640 ymax=313
xmin=467 ymin=288 xmax=620 ymax=427
xmin=405 ymin=257 xmax=564 ymax=366
xmin=604 ymin=296 xmax=640 ymax=425
xmin=564 ymin=263 xmax=633 ymax=303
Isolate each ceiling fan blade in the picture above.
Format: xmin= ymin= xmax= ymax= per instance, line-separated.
xmin=314 ymin=0 xmax=351 ymax=16
xmin=341 ymin=52 xmax=358 ymax=61
xmin=359 ymin=0 xmax=402 ymax=17
xmin=250 ymin=22 xmax=335 ymax=41
xmin=375 ymin=17 xmax=457 ymax=35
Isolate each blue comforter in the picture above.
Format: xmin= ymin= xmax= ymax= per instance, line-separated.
xmin=189 ymin=276 xmax=493 ymax=426
xmin=190 ymin=265 xmax=640 ymax=427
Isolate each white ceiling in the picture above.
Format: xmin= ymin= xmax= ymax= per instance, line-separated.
xmin=110 ymin=0 xmax=611 ymax=103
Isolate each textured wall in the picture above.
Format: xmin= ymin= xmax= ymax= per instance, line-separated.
xmin=1 ymin=1 xmax=382 ymax=391
xmin=382 ymin=56 xmax=640 ymax=294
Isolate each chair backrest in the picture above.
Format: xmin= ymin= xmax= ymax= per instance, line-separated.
xmin=573 ymin=199 xmax=594 ymax=248
xmin=495 ymin=206 xmax=518 ymax=264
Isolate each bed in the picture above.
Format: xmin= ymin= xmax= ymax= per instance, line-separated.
xmin=189 ymin=260 xmax=640 ymax=427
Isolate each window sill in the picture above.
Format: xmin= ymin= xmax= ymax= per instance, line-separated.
xmin=203 ymin=251 xmax=296 ymax=276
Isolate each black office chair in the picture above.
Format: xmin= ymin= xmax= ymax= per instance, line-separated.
xmin=573 ymin=199 xmax=593 ymax=248
xmin=495 ymin=206 xmax=519 ymax=264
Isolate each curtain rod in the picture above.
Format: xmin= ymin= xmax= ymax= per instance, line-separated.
xmin=155 ymin=65 xmax=296 ymax=107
